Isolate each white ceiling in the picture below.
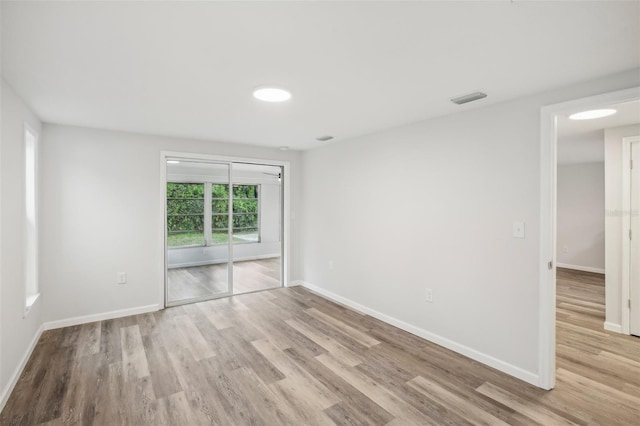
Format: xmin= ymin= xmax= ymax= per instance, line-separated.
xmin=557 ymin=100 xmax=640 ymax=165
xmin=2 ymin=1 xmax=639 ymax=150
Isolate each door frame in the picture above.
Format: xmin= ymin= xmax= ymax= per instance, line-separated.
xmin=622 ymin=136 xmax=640 ymax=335
xmin=538 ymin=86 xmax=640 ymax=390
xmin=159 ymin=151 xmax=291 ymax=308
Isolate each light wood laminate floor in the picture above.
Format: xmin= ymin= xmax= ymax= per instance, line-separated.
xmin=167 ymin=257 xmax=281 ymax=302
xmin=1 ymin=269 xmax=639 ymax=425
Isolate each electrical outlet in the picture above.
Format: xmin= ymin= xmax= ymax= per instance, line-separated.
xmin=562 ymin=246 xmax=568 ymax=254
xmin=117 ymin=272 xmax=127 ymax=285
xmin=425 ymin=288 xmax=433 ymax=303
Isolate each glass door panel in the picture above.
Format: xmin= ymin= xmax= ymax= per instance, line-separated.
xmin=166 ymin=160 xmax=231 ymax=305
xmin=230 ymin=163 xmax=283 ymax=295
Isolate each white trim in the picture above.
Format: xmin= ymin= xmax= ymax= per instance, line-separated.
xmin=287 ymin=280 xmax=304 ymax=287
xmin=43 ymin=304 xmax=160 ymax=330
xmin=168 ymin=253 xmax=281 ymax=269
xmin=539 ymin=86 xmax=640 ymax=391
xmin=228 ymin=163 xmax=235 ymax=294
xmin=539 ymin=101 xmax=558 ymax=390
xmin=604 ymin=321 xmax=623 ymax=334
xmin=23 ymin=292 xmax=41 ymax=318
xmin=282 ymin=163 xmax=291 ymax=293
xmin=622 ymin=136 xmax=640 ymax=335
xmin=0 ymin=324 xmax=44 ymax=412
xmin=161 ymin=152 xmax=169 ymax=307
xmin=299 ymin=281 xmax=539 ymax=387
xmin=23 ymin=122 xmax=39 ymax=317
xmin=556 ymin=263 xmax=605 ymax=274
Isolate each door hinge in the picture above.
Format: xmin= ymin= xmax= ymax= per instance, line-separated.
xmin=630 ymin=229 xmax=633 ymax=240
xmin=631 ymin=159 xmax=634 ymax=170
xmin=629 ymin=299 xmax=632 ymax=309
xmin=548 ymin=261 xmax=553 ymax=270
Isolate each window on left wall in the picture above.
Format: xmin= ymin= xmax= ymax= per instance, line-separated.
xmin=24 ymin=124 xmax=39 ymax=313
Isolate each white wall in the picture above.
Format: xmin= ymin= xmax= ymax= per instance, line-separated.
xmin=301 ymin=69 xmax=640 ymax=383
xmin=604 ymin=124 xmax=640 ymax=329
xmin=0 ymin=79 xmax=43 ymax=407
xmin=556 ymin=162 xmax=605 ymax=272
xmin=39 ymin=124 xmax=301 ymax=324
xmin=261 ymin=183 xmax=282 ymax=243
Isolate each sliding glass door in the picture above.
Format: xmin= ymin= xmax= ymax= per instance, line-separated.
xmin=166 ymin=160 xmax=231 ymax=305
xmin=165 ymin=158 xmax=283 ymax=307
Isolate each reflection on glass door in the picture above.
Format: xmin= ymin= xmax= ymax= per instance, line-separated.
xmin=231 ymin=163 xmax=283 ymax=295
xmin=165 ymin=159 xmax=284 ymax=307
xmin=166 ymin=160 xmax=231 ymax=305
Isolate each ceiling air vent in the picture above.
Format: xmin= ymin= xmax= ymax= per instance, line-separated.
xmin=450 ymin=91 xmax=487 ymax=105
xmin=316 ymin=135 xmax=334 ymax=142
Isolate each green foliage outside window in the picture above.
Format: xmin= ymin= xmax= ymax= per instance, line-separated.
xmin=167 ymin=183 xmax=204 ymax=247
xmin=167 ymin=182 xmax=259 ymax=247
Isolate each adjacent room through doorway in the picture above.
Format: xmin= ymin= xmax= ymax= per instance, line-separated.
xmin=164 ymin=158 xmax=284 ymax=306
xmin=547 ymin=94 xmax=640 ymax=397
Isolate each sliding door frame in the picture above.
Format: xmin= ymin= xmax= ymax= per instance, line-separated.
xmin=160 ymin=151 xmax=291 ymax=308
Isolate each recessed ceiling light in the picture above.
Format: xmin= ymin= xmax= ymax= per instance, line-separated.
xmin=167 ymin=160 xmax=180 ymax=164
xmin=316 ymin=135 xmax=334 ymax=142
xmin=253 ymin=87 xmax=291 ymax=102
xmin=569 ymin=109 xmax=617 ymax=120
xmin=279 ymin=146 xmax=289 ymax=151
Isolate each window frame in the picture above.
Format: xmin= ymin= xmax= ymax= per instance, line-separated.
xmin=24 ymin=122 xmax=40 ymax=315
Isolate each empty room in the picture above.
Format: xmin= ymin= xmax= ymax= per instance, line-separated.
xmin=1 ymin=1 xmax=639 ymax=425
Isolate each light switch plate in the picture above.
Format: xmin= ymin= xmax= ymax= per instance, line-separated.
xmin=425 ymin=288 xmax=433 ymax=303
xmin=513 ymin=221 xmax=525 ymax=239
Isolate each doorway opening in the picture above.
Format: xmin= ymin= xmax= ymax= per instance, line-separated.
xmin=161 ymin=153 xmax=288 ymax=307
xmin=539 ymin=87 xmax=640 ymax=390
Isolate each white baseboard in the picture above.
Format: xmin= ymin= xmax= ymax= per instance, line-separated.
xmin=0 ymin=324 xmax=44 ymax=413
xmin=168 ymin=254 xmax=280 ymax=269
xmin=44 ymin=304 xmax=161 ymax=330
xmin=298 ymin=281 xmax=540 ymax=388
xmin=604 ymin=321 xmax=623 ymax=333
xmin=287 ymin=280 xmax=303 ymax=287
xmin=556 ymin=263 xmax=605 ymax=274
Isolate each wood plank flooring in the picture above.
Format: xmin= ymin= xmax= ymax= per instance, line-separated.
xmin=2 ymin=269 xmax=639 ymax=425
xmin=555 ymin=267 xmax=640 ymax=426
xmin=167 ymin=257 xmax=281 ymax=302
